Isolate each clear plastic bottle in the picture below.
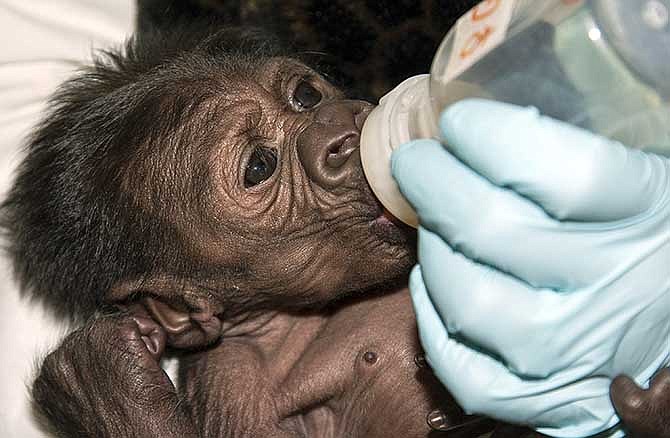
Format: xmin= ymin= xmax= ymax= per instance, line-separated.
xmin=361 ymin=0 xmax=670 ymax=228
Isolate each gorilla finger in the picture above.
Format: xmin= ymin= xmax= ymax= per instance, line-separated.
xmin=649 ymin=368 xmax=670 ymax=402
xmin=612 ymin=371 xmax=670 ymax=438
xmin=610 ymin=375 xmax=650 ymax=424
xmin=133 ymin=315 xmax=167 ymax=361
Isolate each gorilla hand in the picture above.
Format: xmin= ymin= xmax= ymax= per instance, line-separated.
xmin=611 ymin=369 xmax=670 ymax=438
xmin=32 ymin=312 xmax=198 ymax=438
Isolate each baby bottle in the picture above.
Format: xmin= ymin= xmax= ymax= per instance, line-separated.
xmin=361 ymin=0 xmax=670 ymax=228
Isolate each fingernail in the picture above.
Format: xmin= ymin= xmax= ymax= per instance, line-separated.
xmin=141 ymin=335 xmax=159 ymax=356
xmin=426 ymin=409 xmax=449 ymax=431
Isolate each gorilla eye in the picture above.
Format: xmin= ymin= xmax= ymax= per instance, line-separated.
xmin=292 ymin=80 xmax=322 ymax=111
xmin=244 ymin=147 xmax=278 ymax=188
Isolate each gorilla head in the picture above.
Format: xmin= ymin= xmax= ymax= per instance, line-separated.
xmin=2 ymin=25 xmax=414 ymax=343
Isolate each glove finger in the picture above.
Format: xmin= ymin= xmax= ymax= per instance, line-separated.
xmin=440 ymin=99 xmax=668 ymax=221
xmin=409 ymin=266 xmax=510 ymax=410
xmin=412 ymin=269 xmax=618 ymax=433
xmin=417 ymin=227 xmax=572 ymax=378
xmin=392 ymin=139 xmax=586 ymax=290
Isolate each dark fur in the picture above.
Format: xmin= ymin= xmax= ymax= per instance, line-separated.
xmin=1 ymin=25 xmax=287 ymax=320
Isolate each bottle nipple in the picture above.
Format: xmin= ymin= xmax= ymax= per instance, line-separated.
xmin=360 ymin=75 xmax=432 ymax=229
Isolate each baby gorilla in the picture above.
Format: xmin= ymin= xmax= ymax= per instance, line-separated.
xmin=5 ymin=20 xmax=669 ymax=438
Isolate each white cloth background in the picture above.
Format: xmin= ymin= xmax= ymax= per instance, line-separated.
xmin=0 ymin=2 xmax=135 ymax=436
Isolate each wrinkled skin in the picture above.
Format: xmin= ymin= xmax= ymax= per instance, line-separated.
xmin=32 ymin=310 xmax=192 ymax=438
xmin=34 ymin=290 xmax=670 ymax=438
xmin=164 ymin=58 xmax=412 ymax=307
xmin=108 ymin=54 xmax=415 ymax=315
xmin=181 ymin=289 xmax=471 ymax=438
xmin=611 ymin=371 xmax=670 ymax=438
xmin=35 ymin=289 xmax=543 ymax=438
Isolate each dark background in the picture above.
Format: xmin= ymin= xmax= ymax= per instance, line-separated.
xmin=137 ymin=0 xmax=480 ymax=101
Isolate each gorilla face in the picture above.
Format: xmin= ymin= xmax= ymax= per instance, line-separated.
xmin=107 ymin=55 xmax=415 ymax=317
xmin=184 ymin=57 xmax=414 ymax=309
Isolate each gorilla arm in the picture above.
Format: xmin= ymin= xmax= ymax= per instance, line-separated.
xmin=32 ymin=308 xmax=199 ymax=438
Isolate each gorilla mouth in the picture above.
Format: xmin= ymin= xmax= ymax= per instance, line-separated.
xmin=374 ymin=207 xmax=405 ymax=227
xmin=369 ymin=198 xmax=415 ymax=245
xmin=350 ymin=108 xmax=415 ymax=247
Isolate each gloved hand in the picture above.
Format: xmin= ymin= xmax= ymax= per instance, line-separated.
xmin=391 ymin=99 xmax=670 ymax=438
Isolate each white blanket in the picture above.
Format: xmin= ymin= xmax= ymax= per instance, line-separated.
xmin=0 ymin=2 xmax=135 ymax=435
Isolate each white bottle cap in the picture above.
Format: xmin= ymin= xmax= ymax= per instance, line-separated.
xmin=360 ymin=74 xmax=432 ymax=229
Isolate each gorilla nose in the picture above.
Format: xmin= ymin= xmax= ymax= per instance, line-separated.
xmin=298 ymin=100 xmax=373 ymax=189
xmin=325 ymin=132 xmax=359 ymax=168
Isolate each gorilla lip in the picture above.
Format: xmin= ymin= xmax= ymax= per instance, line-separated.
xmin=373 ymin=208 xmax=399 ymax=227
xmin=370 ymin=202 xmax=411 ymax=245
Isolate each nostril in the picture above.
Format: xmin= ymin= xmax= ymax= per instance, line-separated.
xmin=326 ymin=134 xmax=359 ymax=168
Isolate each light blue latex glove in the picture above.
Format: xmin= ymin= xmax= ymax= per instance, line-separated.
xmin=391 ymin=99 xmax=670 ymax=438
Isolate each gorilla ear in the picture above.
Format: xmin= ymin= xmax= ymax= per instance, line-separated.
xmin=142 ymin=297 xmax=221 ymax=349
xmin=108 ymin=278 xmax=222 ymax=350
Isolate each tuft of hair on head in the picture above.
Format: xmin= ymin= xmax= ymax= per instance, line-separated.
xmin=0 ymin=23 xmax=284 ymax=321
